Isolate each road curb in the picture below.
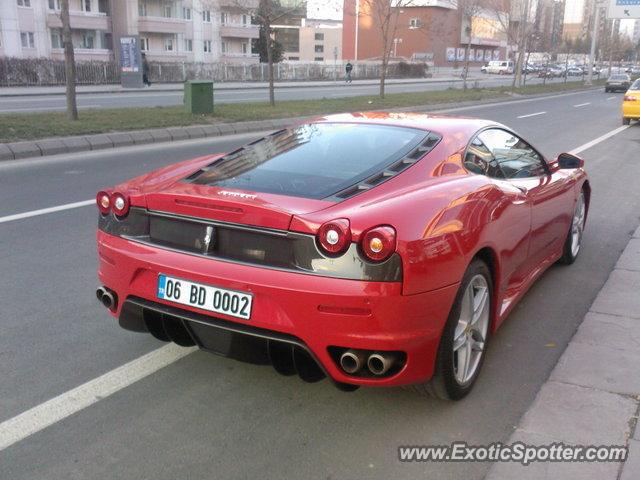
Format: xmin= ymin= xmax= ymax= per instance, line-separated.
xmin=0 ymin=87 xmax=603 ymax=162
xmin=484 ymin=224 xmax=640 ymax=480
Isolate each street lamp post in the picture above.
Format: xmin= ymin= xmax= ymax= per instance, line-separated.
xmin=587 ymin=0 xmax=603 ymax=85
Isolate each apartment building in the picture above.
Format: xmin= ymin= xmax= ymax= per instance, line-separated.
xmin=0 ymin=0 xmax=259 ymax=63
xmin=273 ymin=0 xmax=343 ymax=62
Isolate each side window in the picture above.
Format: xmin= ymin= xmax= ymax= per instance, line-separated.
xmin=477 ymin=129 xmax=547 ymax=179
xmin=464 ymin=137 xmax=504 ymax=178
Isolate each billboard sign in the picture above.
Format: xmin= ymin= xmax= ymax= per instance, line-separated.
xmin=119 ymin=37 xmax=140 ymax=73
xmin=607 ymin=0 xmax=640 ymax=18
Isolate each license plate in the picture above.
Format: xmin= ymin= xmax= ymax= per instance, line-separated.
xmin=157 ymin=274 xmax=252 ymax=320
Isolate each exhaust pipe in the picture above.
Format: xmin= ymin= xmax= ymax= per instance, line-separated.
xmin=367 ymin=352 xmax=396 ymax=376
xmin=339 ymin=350 xmax=366 ymax=374
xmin=101 ymin=291 xmax=116 ymax=310
xmin=96 ymin=286 xmax=107 ymax=302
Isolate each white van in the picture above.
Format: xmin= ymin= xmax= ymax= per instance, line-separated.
xmin=483 ymin=60 xmax=514 ymax=75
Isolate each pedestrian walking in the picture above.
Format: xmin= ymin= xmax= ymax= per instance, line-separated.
xmin=142 ymin=53 xmax=151 ymax=87
xmin=345 ymin=61 xmax=353 ymax=84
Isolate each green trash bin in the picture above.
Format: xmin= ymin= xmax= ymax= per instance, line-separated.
xmin=184 ymin=80 xmax=213 ymax=114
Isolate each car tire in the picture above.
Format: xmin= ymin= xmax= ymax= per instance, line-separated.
xmin=605 ymin=88 xmax=610 ymax=92
xmin=559 ymin=190 xmax=586 ymax=265
xmin=623 ymin=117 xmax=631 ymax=125
xmin=408 ymin=259 xmax=492 ymax=400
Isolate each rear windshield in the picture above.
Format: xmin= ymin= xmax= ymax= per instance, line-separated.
xmin=631 ymin=79 xmax=640 ymax=90
xmin=186 ymin=123 xmax=428 ymax=199
xmin=610 ymin=74 xmax=629 ymax=80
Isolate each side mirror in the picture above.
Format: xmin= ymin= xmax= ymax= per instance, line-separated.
xmin=557 ymin=153 xmax=584 ymax=169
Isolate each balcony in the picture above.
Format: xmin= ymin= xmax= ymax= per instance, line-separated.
xmin=220 ymin=24 xmax=259 ymax=39
xmin=46 ymin=11 xmax=111 ymax=31
xmin=138 ymin=16 xmax=186 ymax=34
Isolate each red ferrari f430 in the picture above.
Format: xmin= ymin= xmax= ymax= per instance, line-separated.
xmin=95 ymin=113 xmax=589 ymax=400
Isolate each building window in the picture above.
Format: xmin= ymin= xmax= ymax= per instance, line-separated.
xmin=48 ymin=0 xmax=60 ymax=10
xmin=98 ymin=0 xmax=108 ymax=14
xmin=314 ymin=32 xmax=324 ymax=41
xmin=242 ymin=14 xmax=248 ymax=25
xmin=163 ymin=3 xmax=172 ymax=18
xmin=50 ymin=29 xmax=62 ymax=48
xmin=21 ymin=32 xmax=35 ymax=48
xmin=202 ymin=10 xmax=211 ymax=22
xmin=220 ymin=12 xmax=228 ymax=25
xmin=204 ymin=40 xmax=212 ymax=52
xmin=275 ymin=28 xmax=299 ymax=53
xmin=409 ymin=18 xmax=421 ymax=29
xmin=138 ymin=2 xmax=147 ymax=16
xmin=184 ymin=39 xmax=192 ymax=51
xmin=241 ymin=42 xmax=248 ymax=54
xmin=82 ymin=32 xmax=94 ymax=49
xmin=314 ymin=57 xmax=323 ymax=61
xmin=314 ymin=44 xmax=323 ymax=53
xmin=17 ymin=0 xmax=32 ymax=7
xmin=288 ymin=56 xmax=299 ymax=61
xmin=182 ymin=7 xmax=191 ymax=20
xmin=140 ymin=37 xmax=149 ymax=51
xmin=221 ymin=41 xmax=227 ymax=53
xmin=81 ymin=0 xmax=91 ymax=12
xmin=164 ymin=36 xmax=174 ymax=51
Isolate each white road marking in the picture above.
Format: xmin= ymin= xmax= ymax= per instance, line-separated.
xmin=573 ymin=102 xmax=591 ymax=107
xmin=570 ymin=125 xmax=630 ymax=155
xmin=0 ymin=344 xmax=196 ymax=452
xmin=517 ymin=111 xmax=546 ymax=118
xmin=0 ymin=199 xmax=94 ymax=224
xmin=0 ymin=118 xmax=631 ymax=450
xmin=607 ymin=96 xmax=617 ymax=100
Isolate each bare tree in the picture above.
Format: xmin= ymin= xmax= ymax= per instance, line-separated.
xmin=60 ymin=0 xmax=78 ymax=120
xmin=487 ymin=0 xmax=530 ymax=88
xmin=355 ymin=0 xmax=415 ymax=98
xmin=225 ymin=0 xmax=305 ymax=106
xmin=457 ymin=0 xmax=485 ymax=89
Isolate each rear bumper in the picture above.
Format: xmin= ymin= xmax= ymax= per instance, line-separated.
xmin=623 ymin=103 xmax=640 ymax=118
xmin=97 ymin=231 xmax=459 ymax=387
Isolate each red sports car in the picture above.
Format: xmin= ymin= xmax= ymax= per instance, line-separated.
xmin=95 ymin=113 xmax=589 ymax=400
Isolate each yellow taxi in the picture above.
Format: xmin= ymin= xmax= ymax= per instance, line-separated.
xmin=623 ymin=78 xmax=640 ymax=125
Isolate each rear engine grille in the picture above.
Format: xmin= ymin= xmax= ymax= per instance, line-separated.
xmin=98 ymin=209 xmax=402 ymax=281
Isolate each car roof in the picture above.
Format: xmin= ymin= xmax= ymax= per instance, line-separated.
xmin=310 ymin=112 xmax=497 ymax=137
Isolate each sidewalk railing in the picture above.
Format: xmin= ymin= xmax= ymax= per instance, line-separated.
xmin=0 ymin=57 xmax=430 ymax=87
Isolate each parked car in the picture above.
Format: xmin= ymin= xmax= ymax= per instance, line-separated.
xmin=538 ymin=66 xmax=565 ymax=78
xmin=622 ymin=78 xmax=640 ymax=125
xmin=484 ymin=60 xmax=514 ymax=74
xmin=605 ymin=73 xmax=632 ymax=92
xmin=566 ymin=67 xmax=584 ymax=77
xmin=95 ymin=113 xmax=590 ymax=400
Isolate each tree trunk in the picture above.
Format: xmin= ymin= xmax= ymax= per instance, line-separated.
xmin=463 ymin=38 xmax=471 ymax=90
xmin=265 ymin=22 xmax=276 ymax=107
xmin=379 ymin=56 xmax=386 ymax=98
xmin=60 ymin=0 xmax=78 ymax=120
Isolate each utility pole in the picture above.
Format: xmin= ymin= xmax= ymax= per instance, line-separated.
xmin=586 ymin=0 xmax=602 ymax=85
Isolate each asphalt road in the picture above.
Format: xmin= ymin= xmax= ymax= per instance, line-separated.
xmin=1 ymin=89 xmax=639 ymax=479
xmin=0 ymin=74 xmax=579 ymax=113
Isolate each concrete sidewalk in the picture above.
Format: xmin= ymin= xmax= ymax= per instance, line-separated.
xmin=485 ymin=226 xmax=640 ymax=479
xmin=0 ymin=75 xmax=484 ymax=97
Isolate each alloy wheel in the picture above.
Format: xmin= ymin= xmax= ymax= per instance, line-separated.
xmin=452 ymin=274 xmax=490 ymax=385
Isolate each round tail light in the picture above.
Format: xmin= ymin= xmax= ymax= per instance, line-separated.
xmin=96 ymin=191 xmax=111 ymax=215
xmin=111 ymin=192 xmax=130 ymax=217
xmin=317 ymin=219 xmax=352 ymax=255
xmin=361 ymin=226 xmax=396 ymax=262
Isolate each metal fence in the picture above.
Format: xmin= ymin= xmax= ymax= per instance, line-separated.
xmin=0 ymin=57 xmax=430 ymax=86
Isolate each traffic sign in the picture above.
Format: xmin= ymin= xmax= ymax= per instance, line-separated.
xmin=607 ymin=0 xmax=640 ymax=19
